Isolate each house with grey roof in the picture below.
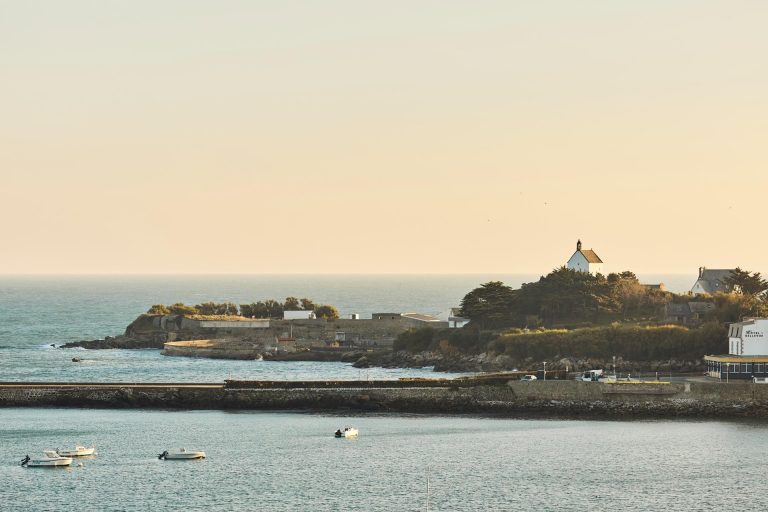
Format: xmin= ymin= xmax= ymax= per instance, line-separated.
xmin=665 ymin=301 xmax=715 ymax=325
xmin=691 ymin=267 xmax=736 ymax=295
xmin=566 ymin=240 xmax=604 ymax=275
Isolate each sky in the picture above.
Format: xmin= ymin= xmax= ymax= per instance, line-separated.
xmin=1 ymin=1 xmax=766 ymax=275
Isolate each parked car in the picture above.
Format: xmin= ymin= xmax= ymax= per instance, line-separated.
xmin=520 ymin=375 xmax=537 ymax=381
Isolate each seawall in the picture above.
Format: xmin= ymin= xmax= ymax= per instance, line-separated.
xmin=3 ymin=380 xmax=768 ymax=419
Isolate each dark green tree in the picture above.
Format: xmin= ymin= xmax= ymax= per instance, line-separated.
xmin=459 ymin=281 xmax=518 ymax=329
xmin=724 ymin=268 xmax=768 ymax=296
xmin=283 ymin=297 xmax=301 ymax=310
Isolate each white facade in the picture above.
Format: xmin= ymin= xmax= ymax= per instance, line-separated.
xmin=728 ymin=319 xmax=768 ymax=356
xmin=566 ymin=252 xmax=603 ymax=275
xmin=283 ymin=310 xmax=316 ymax=320
xmin=566 ymin=240 xmax=604 ymax=275
xmin=436 ymin=308 xmax=470 ymax=328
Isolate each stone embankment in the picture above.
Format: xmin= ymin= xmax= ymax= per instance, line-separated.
xmin=4 ymin=380 xmax=768 ymax=419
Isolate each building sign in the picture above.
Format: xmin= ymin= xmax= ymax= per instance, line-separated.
xmin=745 ymin=330 xmax=765 ymax=339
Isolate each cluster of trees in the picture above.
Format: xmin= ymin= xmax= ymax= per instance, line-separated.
xmin=459 ymin=268 xmax=668 ymax=329
xmin=146 ymin=298 xmax=340 ymax=320
xmin=459 ymin=267 xmax=768 ymax=330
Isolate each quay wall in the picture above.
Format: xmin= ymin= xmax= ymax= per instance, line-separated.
xmin=3 ymin=381 xmax=768 ymax=418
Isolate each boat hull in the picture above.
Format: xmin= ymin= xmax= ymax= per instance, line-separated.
xmin=57 ymin=447 xmax=95 ymax=457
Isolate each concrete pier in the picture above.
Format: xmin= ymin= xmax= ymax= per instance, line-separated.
xmin=3 ymin=380 xmax=768 ymax=418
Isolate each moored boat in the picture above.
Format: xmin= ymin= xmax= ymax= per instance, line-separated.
xmin=334 ymin=427 xmax=359 ymax=438
xmin=21 ymin=451 xmax=73 ymax=468
xmin=57 ymin=445 xmax=96 ymax=457
xmin=158 ymin=448 xmax=206 ymax=460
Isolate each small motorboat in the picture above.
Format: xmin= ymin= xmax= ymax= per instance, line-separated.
xmin=57 ymin=445 xmax=96 ymax=457
xmin=334 ymin=427 xmax=359 ymax=438
xmin=158 ymin=448 xmax=206 ymax=460
xmin=21 ymin=451 xmax=73 ymax=468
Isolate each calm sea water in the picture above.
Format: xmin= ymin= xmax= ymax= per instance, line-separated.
xmin=1 ymin=408 xmax=763 ymax=511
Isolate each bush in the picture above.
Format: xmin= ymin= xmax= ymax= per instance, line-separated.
xmin=488 ymin=322 xmax=727 ymax=361
xmin=147 ymin=304 xmax=170 ymax=315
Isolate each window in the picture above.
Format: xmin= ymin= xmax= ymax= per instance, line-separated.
xmin=746 ymin=363 xmax=753 ymax=373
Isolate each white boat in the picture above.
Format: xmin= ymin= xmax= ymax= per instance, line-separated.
xmin=57 ymin=445 xmax=96 ymax=457
xmin=334 ymin=427 xmax=359 ymax=438
xmin=158 ymin=448 xmax=206 ymax=460
xmin=21 ymin=451 xmax=73 ymax=468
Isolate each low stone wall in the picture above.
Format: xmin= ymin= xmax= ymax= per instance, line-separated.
xmin=161 ymin=340 xmax=261 ymax=360
xmin=3 ymin=380 xmax=768 ymax=418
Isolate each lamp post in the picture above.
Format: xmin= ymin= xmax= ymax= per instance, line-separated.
xmin=543 ymin=361 xmax=547 ymax=381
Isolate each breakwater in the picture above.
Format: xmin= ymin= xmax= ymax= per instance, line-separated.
xmin=3 ymin=379 xmax=768 ymax=419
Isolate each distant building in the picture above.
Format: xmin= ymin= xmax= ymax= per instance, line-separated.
xmin=372 ymin=313 xmax=401 ymax=320
xmin=665 ymin=301 xmax=714 ymax=325
xmin=436 ymin=308 xmax=470 ymax=328
xmin=283 ymin=310 xmax=316 ymax=320
xmin=566 ymin=240 xmax=604 ymax=275
xmin=371 ymin=312 xmax=449 ymax=328
xmin=705 ymin=318 xmax=768 ymax=380
xmin=642 ymin=283 xmax=667 ymax=292
xmin=691 ymin=267 xmax=735 ymax=294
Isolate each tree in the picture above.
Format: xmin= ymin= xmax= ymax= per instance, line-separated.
xmin=459 ymin=281 xmax=518 ymax=329
xmin=283 ymin=297 xmax=301 ymax=310
xmin=264 ymin=300 xmax=283 ymax=318
xmin=315 ymin=304 xmax=339 ymax=320
xmin=300 ymin=298 xmax=316 ymax=311
xmin=724 ymin=268 xmax=768 ymax=296
xmin=147 ymin=304 xmax=170 ymax=315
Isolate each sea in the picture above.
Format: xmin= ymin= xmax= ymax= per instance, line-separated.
xmin=3 ymin=273 xmax=750 ymax=512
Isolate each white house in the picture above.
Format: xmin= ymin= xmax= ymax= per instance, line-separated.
xmin=705 ymin=318 xmax=768 ymax=380
xmin=283 ymin=310 xmax=316 ymax=320
xmin=728 ymin=318 xmax=768 ymax=356
xmin=691 ymin=267 xmax=735 ymax=295
xmin=436 ymin=308 xmax=470 ymax=329
xmin=566 ymin=240 xmax=604 ymax=275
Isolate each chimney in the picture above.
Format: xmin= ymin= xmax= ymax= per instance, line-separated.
xmin=576 ymin=239 xmax=582 ymax=251
xmin=699 ymin=267 xmax=704 ymax=278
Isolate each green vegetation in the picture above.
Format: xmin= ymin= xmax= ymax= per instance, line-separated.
xmin=489 ymin=323 xmax=726 ymax=361
xmin=314 ymin=305 xmax=340 ymax=320
xmin=394 ymin=327 xmax=497 ymax=354
xmin=147 ymin=304 xmax=170 ymax=315
xmin=146 ymin=298 xmax=339 ymax=320
xmin=724 ymin=267 xmax=768 ymax=296
xmin=459 ymin=267 xmax=767 ymax=329
xmin=459 ymin=268 xmax=668 ymax=329
xmin=393 ymin=323 xmax=727 ymax=362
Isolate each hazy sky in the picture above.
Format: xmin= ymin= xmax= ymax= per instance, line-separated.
xmin=1 ymin=1 xmax=766 ymax=275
